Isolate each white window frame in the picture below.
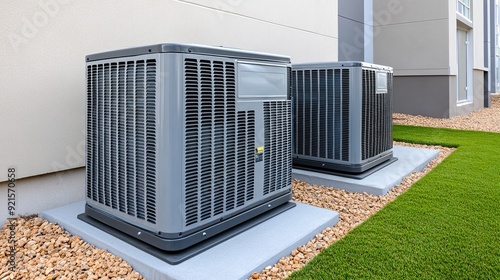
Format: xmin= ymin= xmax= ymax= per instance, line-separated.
xmin=457 ymin=0 xmax=471 ymax=20
xmin=456 ymin=28 xmax=472 ymax=104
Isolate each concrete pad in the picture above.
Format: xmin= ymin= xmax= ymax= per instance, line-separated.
xmin=42 ymin=201 xmax=339 ymax=280
xmin=293 ymin=145 xmax=440 ymax=195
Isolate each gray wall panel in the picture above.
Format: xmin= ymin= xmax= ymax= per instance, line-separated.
xmin=393 ymin=76 xmax=450 ymax=118
xmin=338 ymin=0 xmax=365 ymax=61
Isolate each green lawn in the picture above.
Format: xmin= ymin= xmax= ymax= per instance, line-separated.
xmin=288 ymin=125 xmax=500 ymax=279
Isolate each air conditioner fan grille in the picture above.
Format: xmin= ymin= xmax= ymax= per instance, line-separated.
xmin=86 ymin=59 xmax=157 ymax=224
xmin=361 ymin=70 xmax=393 ymax=160
xmin=293 ymin=69 xmax=350 ymax=161
xmin=184 ymin=58 xmax=256 ymax=227
xmin=263 ymin=101 xmax=292 ymax=195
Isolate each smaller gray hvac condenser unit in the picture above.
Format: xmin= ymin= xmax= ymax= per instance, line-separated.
xmin=85 ymin=43 xmax=292 ymax=252
xmin=292 ymin=61 xmax=393 ymax=173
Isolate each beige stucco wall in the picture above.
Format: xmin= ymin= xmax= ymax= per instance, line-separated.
xmin=0 ymin=0 xmax=338 ymax=183
xmin=0 ymin=0 xmax=338 ymax=223
xmin=0 ymin=168 xmax=84 ymax=223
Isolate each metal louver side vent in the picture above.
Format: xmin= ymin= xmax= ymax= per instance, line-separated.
xmin=237 ymin=111 xmax=256 ymax=206
xmin=263 ymin=101 xmax=292 ymax=195
xmin=361 ymin=70 xmax=393 ymax=160
xmin=86 ymin=59 xmax=157 ymax=224
xmin=341 ymin=69 xmax=350 ymax=161
xmin=184 ymin=58 xmax=256 ymax=227
xmin=86 ymin=65 xmax=93 ymax=201
xmin=293 ymin=69 xmax=350 ymax=161
xmin=387 ymin=73 xmax=393 ymax=148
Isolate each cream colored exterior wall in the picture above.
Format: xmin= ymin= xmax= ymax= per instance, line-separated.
xmin=0 ymin=168 xmax=84 ymax=223
xmin=0 ymin=0 xmax=338 ymax=183
xmin=0 ymin=0 xmax=338 ymax=222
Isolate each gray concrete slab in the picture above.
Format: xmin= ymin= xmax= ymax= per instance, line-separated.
xmin=293 ymin=145 xmax=440 ymax=195
xmin=42 ymin=201 xmax=339 ymax=280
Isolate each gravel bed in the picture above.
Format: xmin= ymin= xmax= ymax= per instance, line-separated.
xmin=0 ymin=216 xmax=143 ymax=280
xmin=393 ymin=95 xmax=500 ymax=132
xmin=1 ymin=96 xmax=498 ymax=280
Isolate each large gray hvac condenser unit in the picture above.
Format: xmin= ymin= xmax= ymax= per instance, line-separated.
xmin=292 ymin=61 xmax=393 ymax=174
xmin=85 ymin=43 xmax=292 ymax=251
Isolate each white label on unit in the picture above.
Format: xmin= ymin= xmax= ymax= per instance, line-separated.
xmin=376 ymin=71 xmax=388 ymax=94
xmin=238 ymin=62 xmax=287 ymax=99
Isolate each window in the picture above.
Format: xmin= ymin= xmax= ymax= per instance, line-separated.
xmin=457 ymin=29 xmax=471 ymax=103
xmin=457 ymin=0 xmax=471 ymax=20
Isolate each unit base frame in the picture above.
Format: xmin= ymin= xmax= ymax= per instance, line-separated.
xmin=81 ymin=191 xmax=292 ymax=252
xmin=293 ymin=154 xmax=397 ymax=179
